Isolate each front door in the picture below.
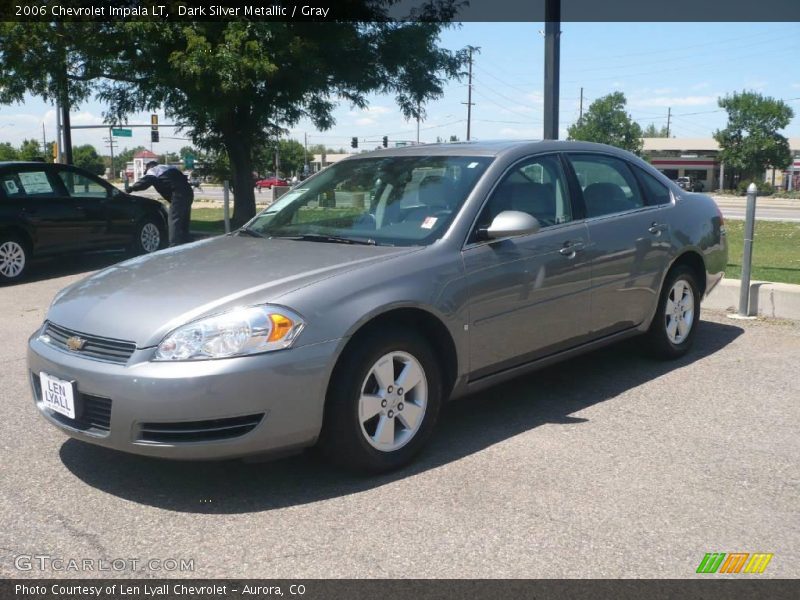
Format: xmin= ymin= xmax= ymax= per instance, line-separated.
xmin=463 ymin=153 xmax=592 ymax=379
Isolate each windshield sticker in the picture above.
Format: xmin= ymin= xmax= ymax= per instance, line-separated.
xmin=18 ymin=171 xmax=53 ymax=194
xmin=421 ymin=216 xmax=437 ymax=229
xmin=3 ymin=179 xmax=19 ymax=194
xmin=467 ymin=162 xmax=480 ymax=169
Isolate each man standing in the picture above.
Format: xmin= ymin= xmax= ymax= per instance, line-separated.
xmin=127 ymin=160 xmax=194 ymax=246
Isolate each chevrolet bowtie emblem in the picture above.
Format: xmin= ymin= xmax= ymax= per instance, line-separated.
xmin=66 ymin=336 xmax=87 ymax=351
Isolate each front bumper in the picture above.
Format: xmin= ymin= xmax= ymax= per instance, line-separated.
xmin=27 ymin=334 xmax=340 ymax=460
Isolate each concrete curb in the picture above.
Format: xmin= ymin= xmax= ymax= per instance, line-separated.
xmin=705 ymin=279 xmax=800 ymax=320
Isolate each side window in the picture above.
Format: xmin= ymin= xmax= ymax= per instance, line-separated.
xmin=568 ymin=154 xmax=644 ymax=218
xmin=477 ymin=154 xmax=572 ymax=230
xmin=1 ymin=170 xmax=58 ymax=199
xmin=57 ymin=169 xmax=109 ymax=198
xmin=635 ymin=167 xmax=672 ymax=206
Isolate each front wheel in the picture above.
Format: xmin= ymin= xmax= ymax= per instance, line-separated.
xmin=131 ymin=215 xmax=166 ymax=254
xmin=0 ymin=235 xmax=30 ymax=283
xmin=319 ymin=328 xmax=442 ymax=473
xmin=645 ymin=266 xmax=700 ymax=359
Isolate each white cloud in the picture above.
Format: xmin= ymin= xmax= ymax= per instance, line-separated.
xmin=348 ymin=105 xmax=391 ymax=117
xmin=631 ymin=94 xmax=719 ymax=108
xmin=744 ymin=80 xmax=768 ymax=90
xmin=499 ymin=126 xmax=542 ymax=138
xmin=355 ymin=117 xmax=375 ymax=126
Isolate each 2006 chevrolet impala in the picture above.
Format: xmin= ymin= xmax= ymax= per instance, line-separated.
xmin=28 ymin=141 xmax=727 ymax=472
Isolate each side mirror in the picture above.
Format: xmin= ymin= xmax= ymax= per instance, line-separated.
xmin=480 ymin=210 xmax=540 ymax=240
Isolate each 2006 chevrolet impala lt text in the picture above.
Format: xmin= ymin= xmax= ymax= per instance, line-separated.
xmin=27 ymin=141 xmax=727 ymax=472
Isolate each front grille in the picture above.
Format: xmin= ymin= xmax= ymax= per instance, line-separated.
xmin=32 ymin=374 xmax=112 ymax=433
xmin=42 ymin=321 xmax=136 ymax=364
xmin=137 ymin=414 xmax=264 ymax=443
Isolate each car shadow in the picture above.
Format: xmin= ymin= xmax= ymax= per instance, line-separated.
xmin=59 ymin=319 xmax=743 ymax=514
xmin=16 ymin=251 xmax=130 ymax=284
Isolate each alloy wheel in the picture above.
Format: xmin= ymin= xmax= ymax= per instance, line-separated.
xmin=0 ymin=241 xmax=25 ymax=278
xmin=140 ymin=223 xmax=161 ymax=252
xmin=358 ymin=351 xmax=428 ymax=452
xmin=665 ymin=279 xmax=695 ymax=344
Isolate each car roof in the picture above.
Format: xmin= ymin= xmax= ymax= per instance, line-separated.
xmin=348 ymin=139 xmax=641 ymax=160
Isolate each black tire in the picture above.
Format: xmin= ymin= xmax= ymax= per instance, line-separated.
xmin=130 ymin=214 xmax=167 ymax=255
xmin=0 ymin=233 xmax=30 ymax=284
xmin=645 ymin=265 xmax=701 ymax=359
xmin=318 ymin=327 xmax=443 ymax=473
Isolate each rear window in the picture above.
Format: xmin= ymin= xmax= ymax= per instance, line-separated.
xmin=1 ymin=170 xmax=57 ymax=199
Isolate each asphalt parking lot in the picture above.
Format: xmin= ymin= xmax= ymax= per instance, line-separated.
xmin=1 ymin=256 xmax=798 ymax=579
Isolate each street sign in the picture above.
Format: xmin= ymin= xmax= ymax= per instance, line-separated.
xmin=184 ymin=154 xmax=195 ymax=169
xmin=111 ymin=128 xmax=132 ymax=137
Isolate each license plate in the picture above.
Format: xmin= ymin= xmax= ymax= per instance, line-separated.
xmin=39 ymin=372 xmax=76 ymax=419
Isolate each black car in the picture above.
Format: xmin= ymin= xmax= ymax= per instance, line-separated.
xmin=0 ymin=162 xmax=168 ymax=282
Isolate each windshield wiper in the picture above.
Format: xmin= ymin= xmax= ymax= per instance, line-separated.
xmin=237 ymin=226 xmax=266 ymax=238
xmin=273 ymin=233 xmax=378 ymax=246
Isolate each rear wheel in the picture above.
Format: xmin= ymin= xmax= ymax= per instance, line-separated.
xmin=646 ymin=265 xmax=700 ymax=359
xmin=0 ymin=234 xmax=29 ymax=283
xmin=131 ymin=215 xmax=166 ymax=254
xmin=319 ymin=327 xmax=442 ymax=473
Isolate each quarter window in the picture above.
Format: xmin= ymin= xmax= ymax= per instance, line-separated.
xmin=635 ymin=167 xmax=672 ymax=206
xmin=57 ymin=170 xmax=109 ymax=198
xmin=568 ymin=154 xmax=644 ymax=217
xmin=477 ymin=154 xmax=572 ymax=230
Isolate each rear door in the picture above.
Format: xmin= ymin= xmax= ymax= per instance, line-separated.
xmin=0 ymin=166 xmax=86 ymax=254
xmin=463 ymin=153 xmax=592 ymax=379
xmin=565 ymin=153 xmax=672 ymax=336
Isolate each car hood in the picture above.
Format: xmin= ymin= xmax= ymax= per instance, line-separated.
xmin=46 ymin=235 xmax=419 ymax=347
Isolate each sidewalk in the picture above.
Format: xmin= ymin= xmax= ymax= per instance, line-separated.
xmin=705 ymin=278 xmax=800 ymax=320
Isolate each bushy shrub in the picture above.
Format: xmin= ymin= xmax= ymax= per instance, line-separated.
xmin=736 ymin=180 xmax=774 ymax=196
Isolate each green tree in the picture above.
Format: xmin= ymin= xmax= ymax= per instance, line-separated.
xmin=275 ymin=139 xmax=307 ymax=176
xmin=0 ymin=22 xmax=98 ymax=164
xmin=91 ymin=16 xmax=465 ymax=226
xmin=567 ymin=92 xmax=643 ymax=155
xmin=72 ymin=144 xmax=105 ymax=175
xmin=713 ymin=91 xmax=794 ymax=181
xmin=643 ymin=123 xmax=670 ymax=138
xmin=18 ymin=139 xmax=43 ymax=161
xmin=0 ymin=142 xmax=18 ymax=161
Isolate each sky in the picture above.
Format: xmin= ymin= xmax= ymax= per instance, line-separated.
xmin=1 ymin=21 xmax=799 ymax=156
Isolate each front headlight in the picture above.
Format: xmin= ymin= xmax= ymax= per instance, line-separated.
xmin=153 ymin=305 xmax=305 ymax=361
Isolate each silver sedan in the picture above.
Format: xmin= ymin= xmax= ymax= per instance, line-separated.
xmin=28 ymin=140 xmax=727 ymax=472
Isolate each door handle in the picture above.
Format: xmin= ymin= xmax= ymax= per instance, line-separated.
xmin=559 ymin=241 xmax=585 ymax=257
xmin=648 ymin=222 xmax=668 ymax=234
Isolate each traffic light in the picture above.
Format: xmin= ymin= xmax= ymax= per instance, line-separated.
xmin=351 ymin=137 xmax=358 ymax=149
xmin=382 ymin=136 xmax=388 ymax=148
xmin=151 ymin=113 xmax=159 ymax=143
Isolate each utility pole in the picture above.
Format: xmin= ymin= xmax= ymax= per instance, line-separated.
xmin=41 ymin=122 xmax=47 ymax=161
xmin=55 ymin=100 xmax=62 ymax=163
xmin=666 ymin=107 xmax=672 ymax=138
xmin=578 ymin=87 xmax=583 ymax=123
xmin=107 ymin=126 xmax=115 ymax=180
xmin=303 ymin=132 xmax=308 ymax=175
xmin=543 ymin=0 xmax=561 ymax=140
xmin=416 ymin=101 xmax=421 ymax=144
xmin=462 ymin=47 xmax=475 ymax=141
xmin=57 ymin=22 xmax=73 ymax=165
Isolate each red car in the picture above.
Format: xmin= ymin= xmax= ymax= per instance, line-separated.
xmin=255 ymin=176 xmax=289 ymax=189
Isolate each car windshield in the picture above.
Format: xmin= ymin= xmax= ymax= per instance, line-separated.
xmin=245 ymin=155 xmax=493 ymax=246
